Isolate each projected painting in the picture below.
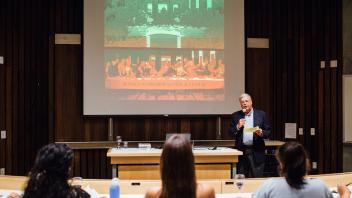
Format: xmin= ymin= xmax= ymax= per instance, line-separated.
xmin=104 ymin=0 xmax=224 ymax=101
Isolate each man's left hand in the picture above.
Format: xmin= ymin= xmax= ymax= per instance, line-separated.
xmin=255 ymin=127 xmax=263 ymax=136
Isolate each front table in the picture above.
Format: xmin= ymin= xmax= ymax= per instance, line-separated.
xmin=107 ymin=147 xmax=242 ymax=180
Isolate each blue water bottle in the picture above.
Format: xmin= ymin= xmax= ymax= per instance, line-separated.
xmin=109 ymin=178 xmax=120 ymax=198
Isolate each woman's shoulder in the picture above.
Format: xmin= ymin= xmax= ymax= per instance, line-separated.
xmin=196 ymin=183 xmax=215 ymax=198
xmin=304 ymin=178 xmax=332 ymax=197
xmin=255 ymin=177 xmax=287 ymax=192
xmin=305 ymin=178 xmax=329 ymax=188
xmin=261 ymin=177 xmax=285 ymax=185
xmin=144 ymin=186 xmax=161 ymax=198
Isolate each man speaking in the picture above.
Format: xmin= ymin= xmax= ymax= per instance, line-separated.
xmin=228 ymin=93 xmax=271 ymax=177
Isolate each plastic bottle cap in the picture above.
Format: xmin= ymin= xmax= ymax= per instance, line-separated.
xmin=112 ymin=178 xmax=119 ymax=185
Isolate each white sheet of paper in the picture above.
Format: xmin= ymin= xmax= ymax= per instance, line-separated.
xmin=285 ymin=123 xmax=297 ymax=139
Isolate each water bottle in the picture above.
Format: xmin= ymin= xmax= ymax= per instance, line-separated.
xmin=109 ymin=178 xmax=120 ymax=198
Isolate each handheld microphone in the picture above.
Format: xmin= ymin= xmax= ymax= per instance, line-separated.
xmin=241 ymin=109 xmax=246 ymax=120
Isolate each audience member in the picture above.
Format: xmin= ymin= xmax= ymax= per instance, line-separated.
xmin=253 ymin=141 xmax=332 ymax=198
xmin=22 ymin=143 xmax=90 ymax=198
xmin=144 ymin=134 xmax=215 ymax=198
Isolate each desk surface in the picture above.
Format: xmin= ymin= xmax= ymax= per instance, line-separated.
xmin=0 ymin=189 xmax=256 ymax=198
xmin=107 ymin=147 xmax=243 ymax=157
xmin=264 ymin=140 xmax=285 ymax=147
xmin=1 ymin=173 xmax=351 ymax=195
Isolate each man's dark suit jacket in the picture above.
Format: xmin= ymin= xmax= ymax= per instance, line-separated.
xmin=228 ymin=108 xmax=271 ymax=165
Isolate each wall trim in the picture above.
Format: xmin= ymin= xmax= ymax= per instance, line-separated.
xmin=55 ymin=34 xmax=81 ymax=45
xmin=247 ymin=38 xmax=269 ymax=48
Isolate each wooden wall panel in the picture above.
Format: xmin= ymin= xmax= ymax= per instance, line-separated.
xmin=71 ymin=149 xmax=112 ymax=179
xmin=0 ymin=0 xmax=50 ymax=175
xmin=0 ymin=0 xmax=343 ymax=178
xmin=245 ymin=0 xmax=342 ymax=173
xmin=0 ymin=0 xmax=5 ymax=173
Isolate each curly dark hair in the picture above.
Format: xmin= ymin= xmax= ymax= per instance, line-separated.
xmin=23 ymin=143 xmax=89 ymax=198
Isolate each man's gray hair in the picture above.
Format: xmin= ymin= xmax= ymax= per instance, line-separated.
xmin=239 ymin=93 xmax=252 ymax=101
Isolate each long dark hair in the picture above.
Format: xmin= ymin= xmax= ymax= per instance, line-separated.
xmin=160 ymin=134 xmax=196 ymax=198
xmin=277 ymin=141 xmax=308 ymax=189
xmin=23 ymin=143 xmax=85 ymax=198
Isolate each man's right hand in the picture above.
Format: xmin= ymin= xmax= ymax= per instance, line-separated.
xmin=237 ymin=118 xmax=246 ymax=129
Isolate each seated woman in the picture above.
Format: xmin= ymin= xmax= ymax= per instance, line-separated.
xmin=21 ymin=143 xmax=90 ymax=198
xmin=253 ymin=141 xmax=332 ymax=198
xmin=145 ymin=134 xmax=215 ymax=198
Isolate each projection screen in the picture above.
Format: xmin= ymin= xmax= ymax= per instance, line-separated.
xmin=84 ymin=0 xmax=244 ymax=115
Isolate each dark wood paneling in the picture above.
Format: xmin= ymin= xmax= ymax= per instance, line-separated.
xmin=0 ymin=0 xmax=343 ymax=178
xmin=246 ymin=48 xmax=272 ymax=123
xmin=246 ymin=0 xmax=342 ymax=173
xmin=0 ymin=73 xmax=4 ymax=170
xmin=0 ymin=0 xmax=5 ymax=172
xmin=69 ymin=149 xmax=112 ymax=179
xmin=0 ymin=0 xmax=50 ymax=175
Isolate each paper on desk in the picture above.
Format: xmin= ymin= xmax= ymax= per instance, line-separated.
xmin=329 ymin=185 xmax=352 ymax=198
xmin=83 ymin=185 xmax=99 ymax=197
xmin=0 ymin=190 xmax=23 ymax=198
xmin=244 ymin=127 xmax=258 ymax=133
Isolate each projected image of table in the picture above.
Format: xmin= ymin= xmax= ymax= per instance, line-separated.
xmin=107 ymin=147 xmax=242 ymax=180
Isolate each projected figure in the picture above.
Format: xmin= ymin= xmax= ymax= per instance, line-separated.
xmin=158 ymin=57 xmax=173 ymax=77
xmin=207 ymin=58 xmax=217 ymax=75
xmin=120 ymin=57 xmax=135 ymax=78
xmin=216 ymin=59 xmax=225 ymax=78
xmin=147 ymin=56 xmax=158 ymax=77
xmin=157 ymin=61 xmax=169 ymax=77
xmin=208 ymin=58 xmax=224 ymax=78
xmin=105 ymin=61 xmax=113 ymax=77
xmin=195 ymin=59 xmax=210 ymax=77
xmin=137 ymin=60 xmax=148 ymax=77
xmin=138 ymin=59 xmax=157 ymax=78
xmin=105 ymin=58 xmax=119 ymax=77
xmin=173 ymin=58 xmax=187 ymax=77
xmin=117 ymin=59 xmax=126 ymax=76
xmin=228 ymin=93 xmax=271 ymax=178
xmin=184 ymin=57 xmax=197 ymax=78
